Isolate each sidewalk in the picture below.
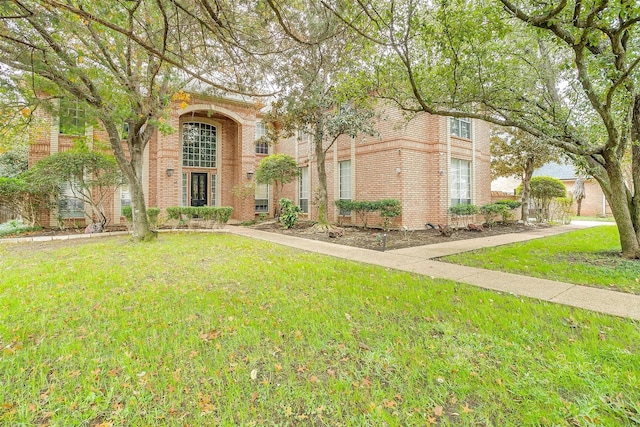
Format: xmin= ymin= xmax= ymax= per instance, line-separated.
xmin=228 ymin=222 xmax=640 ymax=321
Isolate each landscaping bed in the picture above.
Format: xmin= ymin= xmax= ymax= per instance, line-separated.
xmin=249 ymin=220 xmax=547 ymax=251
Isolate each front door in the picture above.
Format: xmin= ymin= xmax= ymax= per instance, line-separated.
xmin=190 ymin=173 xmax=207 ymax=206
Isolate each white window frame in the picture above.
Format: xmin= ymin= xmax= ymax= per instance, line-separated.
xmin=339 ymin=160 xmax=352 ymax=216
xmin=120 ymin=184 xmax=131 ymax=215
xmin=59 ymin=181 xmax=85 ymax=219
xmin=451 ymin=158 xmax=472 ymax=206
xmin=182 ymin=121 xmax=217 ymax=168
xmin=255 ymin=182 xmax=269 ymax=213
xmin=299 ymin=166 xmax=309 ymax=214
xmin=450 ymin=117 xmax=472 ymax=139
xmin=255 ymin=122 xmax=269 ymax=154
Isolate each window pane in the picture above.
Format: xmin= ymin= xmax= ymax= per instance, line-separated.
xmin=339 ymin=160 xmax=351 ymax=215
xmin=59 ymin=181 xmax=85 ymax=218
xmin=255 ymin=183 xmax=269 ymax=212
xmin=182 ymin=122 xmax=217 ymax=168
xmin=299 ymin=166 xmax=309 ymax=213
xmin=59 ymin=99 xmax=86 ymax=135
xmin=450 ymin=117 xmax=471 ymax=139
xmin=451 ymin=159 xmax=471 ymax=205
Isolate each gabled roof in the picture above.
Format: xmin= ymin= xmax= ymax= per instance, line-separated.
xmin=533 ymin=162 xmax=577 ymax=180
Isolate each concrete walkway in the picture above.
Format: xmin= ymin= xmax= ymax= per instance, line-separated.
xmin=227 ymin=222 xmax=640 ymax=321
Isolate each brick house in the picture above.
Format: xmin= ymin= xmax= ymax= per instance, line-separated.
xmin=29 ymin=94 xmax=492 ymax=229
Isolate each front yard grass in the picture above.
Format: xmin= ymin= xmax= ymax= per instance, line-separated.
xmin=442 ymin=225 xmax=640 ymax=294
xmin=1 ymin=233 xmax=639 ymax=426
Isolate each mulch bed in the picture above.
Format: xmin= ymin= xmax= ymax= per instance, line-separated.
xmin=249 ymin=220 xmax=548 ymax=251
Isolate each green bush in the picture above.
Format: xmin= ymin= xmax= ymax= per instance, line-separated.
xmin=480 ymin=203 xmax=509 ymax=227
xmin=121 ymin=206 xmax=133 ymax=223
xmin=214 ymin=207 xmax=233 ymax=226
xmin=279 ymin=198 xmax=302 ymax=229
xmin=165 ymin=206 xmax=234 ymax=228
xmin=147 ymin=207 xmax=160 ymax=227
xmin=335 ymin=199 xmax=379 ymax=228
xmin=378 ymin=199 xmax=402 ymax=231
xmin=448 ymin=204 xmax=478 ymax=228
xmin=335 ymin=199 xmax=402 ymax=230
xmin=121 ymin=206 xmax=160 ymax=229
xmin=495 ymin=199 xmax=522 ymax=210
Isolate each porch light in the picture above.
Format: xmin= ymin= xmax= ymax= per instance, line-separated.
xmin=166 ymin=168 xmax=174 ymax=177
xmin=247 ymin=171 xmax=254 ymax=180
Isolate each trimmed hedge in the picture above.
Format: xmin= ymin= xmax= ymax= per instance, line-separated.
xmin=334 ymin=198 xmax=402 ymax=230
xmin=166 ymin=206 xmax=233 ymax=228
xmin=122 ymin=206 xmax=161 ymax=228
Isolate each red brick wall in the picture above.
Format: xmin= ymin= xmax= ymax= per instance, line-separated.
xmin=29 ymin=95 xmax=493 ymax=228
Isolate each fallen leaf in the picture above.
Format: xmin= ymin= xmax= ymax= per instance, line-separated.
xmin=462 ymin=402 xmax=473 ymax=413
xmin=434 ymin=405 xmax=444 ymax=417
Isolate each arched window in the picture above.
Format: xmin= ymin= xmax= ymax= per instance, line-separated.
xmin=182 ymin=122 xmax=217 ymax=168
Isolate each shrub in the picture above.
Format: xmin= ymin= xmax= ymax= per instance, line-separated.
xmin=335 ymin=199 xmax=378 ymax=228
xmin=448 ymin=204 xmax=478 ymax=228
xmin=214 ymin=207 xmax=233 ymax=226
xmin=550 ymin=196 xmax=573 ymax=224
xmin=147 ymin=207 xmax=160 ymax=228
xmin=165 ymin=206 xmax=234 ymax=228
xmin=378 ymin=199 xmax=402 ymax=231
xmin=480 ymin=203 xmax=509 ymax=227
xmin=495 ymin=199 xmax=522 ymax=210
xmin=279 ymin=198 xmax=302 ymax=229
xmin=121 ymin=206 xmax=133 ymax=223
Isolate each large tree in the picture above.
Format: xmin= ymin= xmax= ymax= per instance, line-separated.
xmin=0 ymin=0 xmax=274 ymax=240
xmin=326 ymin=0 xmax=640 ymax=258
xmin=262 ymin=0 xmax=377 ymax=228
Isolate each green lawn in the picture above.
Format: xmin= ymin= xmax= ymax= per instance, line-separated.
xmin=442 ymin=226 xmax=640 ymax=294
xmin=1 ymin=233 xmax=639 ymax=426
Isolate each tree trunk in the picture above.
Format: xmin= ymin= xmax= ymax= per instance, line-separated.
xmin=600 ymin=153 xmax=640 ymax=259
xmin=520 ymin=156 xmax=535 ymax=223
xmin=104 ymin=121 xmax=156 ymax=241
xmin=315 ymin=144 xmax=329 ymax=226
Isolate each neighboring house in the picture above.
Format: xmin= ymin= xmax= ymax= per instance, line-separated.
xmin=28 ymin=95 xmax=492 ymax=228
xmin=490 ymin=162 xmax=611 ymax=218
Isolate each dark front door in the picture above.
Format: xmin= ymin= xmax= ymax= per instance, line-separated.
xmin=190 ymin=173 xmax=207 ymax=206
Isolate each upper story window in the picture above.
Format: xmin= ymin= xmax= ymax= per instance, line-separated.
xmin=59 ymin=99 xmax=86 ymax=135
xmin=450 ymin=117 xmax=471 ymax=139
xmin=255 ymin=122 xmax=269 ymax=154
xmin=182 ymin=122 xmax=217 ymax=168
xmin=297 ymin=128 xmax=311 ymax=143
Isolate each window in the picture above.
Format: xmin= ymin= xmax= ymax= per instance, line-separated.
xmin=299 ymin=166 xmax=309 ymax=213
xmin=182 ymin=122 xmax=217 ymax=168
xmin=450 ymin=117 xmax=471 ymax=139
xmin=297 ymin=128 xmax=311 ymax=143
xmin=255 ymin=183 xmax=269 ymax=213
xmin=120 ymin=184 xmax=131 ymax=215
xmin=59 ymin=99 xmax=86 ymax=135
xmin=59 ymin=181 xmax=84 ymax=218
xmin=255 ymin=122 xmax=269 ymax=154
xmin=339 ymin=160 xmax=351 ymax=216
xmin=181 ymin=173 xmax=188 ymax=206
xmin=211 ymin=174 xmax=217 ymax=206
xmin=451 ymin=159 xmax=472 ymax=206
